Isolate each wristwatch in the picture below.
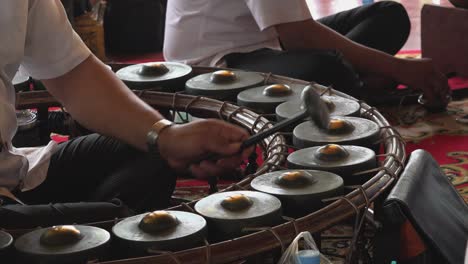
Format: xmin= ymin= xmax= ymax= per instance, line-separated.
xmin=146 ymin=119 xmax=174 ymax=155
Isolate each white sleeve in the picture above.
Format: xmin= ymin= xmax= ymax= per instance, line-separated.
xmin=244 ymin=0 xmax=312 ymax=31
xmin=21 ymin=0 xmax=91 ymax=80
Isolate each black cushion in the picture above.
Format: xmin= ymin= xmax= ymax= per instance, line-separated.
xmin=383 ymin=149 xmax=468 ymax=264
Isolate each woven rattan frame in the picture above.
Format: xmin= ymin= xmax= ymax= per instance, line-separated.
xmin=11 ymin=66 xmax=406 ymax=264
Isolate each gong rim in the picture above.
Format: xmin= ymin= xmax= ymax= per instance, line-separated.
xmin=237 ymin=84 xmax=304 ymax=113
xmin=194 ymin=191 xmax=282 ymax=221
xmin=293 ymin=116 xmax=380 ymax=148
xmin=116 ymin=62 xmax=192 ymax=84
xmin=112 ymin=211 xmax=206 ymax=247
xmin=287 ymin=145 xmax=376 ymax=170
xmin=275 ymin=95 xmax=361 ymax=122
xmin=251 ymin=170 xmax=344 ymax=198
xmin=0 ymin=230 xmax=13 ymax=252
xmin=14 ymin=225 xmax=110 ymax=259
xmin=16 ymin=109 xmax=37 ymax=131
xmin=185 ymin=70 xmax=264 ymax=97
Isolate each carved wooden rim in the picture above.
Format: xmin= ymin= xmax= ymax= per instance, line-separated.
xmin=11 ymin=66 xmax=406 ymax=263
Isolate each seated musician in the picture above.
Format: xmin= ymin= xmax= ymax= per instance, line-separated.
xmin=163 ymin=0 xmax=450 ymax=106
xmin=0 ymin=1 xmax=251 ymax=213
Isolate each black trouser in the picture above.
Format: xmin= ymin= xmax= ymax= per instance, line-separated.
xmin=17 ymin=134 xmax=177 ymax=213
xmin=225 ymin=1 xmax=410 ymax=97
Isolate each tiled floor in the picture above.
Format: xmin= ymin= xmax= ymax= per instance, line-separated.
xmin=306 ymin=0 xmax=453 ymax=50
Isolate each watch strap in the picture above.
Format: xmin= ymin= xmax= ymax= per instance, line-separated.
xmin=146 ymin=119 xmax=173 ymax=156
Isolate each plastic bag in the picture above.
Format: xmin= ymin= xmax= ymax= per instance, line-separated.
xmin=278 ymin=231 xmax=332 ymax=264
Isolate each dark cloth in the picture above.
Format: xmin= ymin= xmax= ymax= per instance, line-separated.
xmin=318 ymin=1 xmax=410 ymax=55
xmin=226 ymin=48 xmax=363 ymax=96
xmin=104 ymin=0 xmax=167 ymax=54
xmin=60 ymin=0 xmax=92 ymax=24
xmin=225 ymin=1 xmax=410 ymax=97
xmin=17 ymin=134 xmax=177 ymax=213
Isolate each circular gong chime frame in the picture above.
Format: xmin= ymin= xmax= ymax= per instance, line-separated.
xmin=12 ymin=65 xmax=406 ymax=264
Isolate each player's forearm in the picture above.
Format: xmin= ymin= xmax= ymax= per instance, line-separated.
xmin=42 ymin=55 xmax=163 ymax=151
xmin=277 ymin=19 xmax=403 ymax=79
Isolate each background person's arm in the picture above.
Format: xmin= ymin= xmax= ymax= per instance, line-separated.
xmin=275 ymin=19 xmax=450 ymax=104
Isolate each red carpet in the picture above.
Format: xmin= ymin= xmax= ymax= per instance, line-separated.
xmin=448 ymin=76 xmax=468 ymax=91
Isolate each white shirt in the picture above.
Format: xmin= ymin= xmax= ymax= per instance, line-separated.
xmin=163 ymin=0 xmax=312 ymax=66
xmin=0 ymin=0 xmax=90 ymax=191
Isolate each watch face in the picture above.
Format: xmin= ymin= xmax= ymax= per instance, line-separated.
xmin=146 ymin=131 xmax=161 ymax=160
xmin=147 ymin=130 xmax=159 ymax=145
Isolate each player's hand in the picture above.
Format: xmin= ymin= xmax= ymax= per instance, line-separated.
xmin=157 ymin=119 xmax=253 ymax=179
xmin=397 ymin=58 xmax=451 ymax=107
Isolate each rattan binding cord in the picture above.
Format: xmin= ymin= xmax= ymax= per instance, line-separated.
xmin=13 ymin=67 xmax=406 ymax=264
